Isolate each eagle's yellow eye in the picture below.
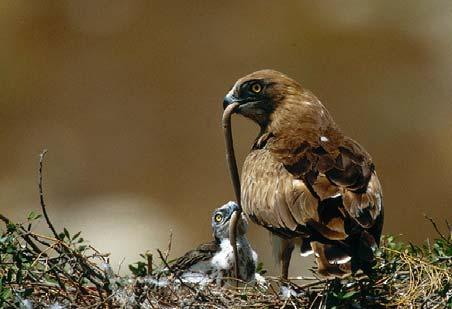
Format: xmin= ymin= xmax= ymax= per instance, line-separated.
xmin=214 ymin=214 xmax=223 ymax=223
xmin=250 ymin=82 xmax=262 ymax=94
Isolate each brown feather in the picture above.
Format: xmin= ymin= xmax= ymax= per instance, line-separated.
xmin=171 ymin=241 xmax=219 ymax=273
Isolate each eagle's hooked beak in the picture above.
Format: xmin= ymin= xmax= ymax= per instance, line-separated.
xmin=223 ymin=92 xmax=239 ymax=110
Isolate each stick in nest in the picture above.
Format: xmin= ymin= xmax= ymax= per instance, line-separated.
xmin=38 ymin=149 xmax=60 ymax=240
xmin=222 ymin=102 xmax=241 ymax=281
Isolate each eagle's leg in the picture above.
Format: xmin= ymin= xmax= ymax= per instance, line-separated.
xmin=280 ymin=239 xmax=295 ymax=280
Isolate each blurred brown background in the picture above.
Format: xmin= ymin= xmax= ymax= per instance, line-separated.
xmin=1 ymin=1 xmax=451 ymax=276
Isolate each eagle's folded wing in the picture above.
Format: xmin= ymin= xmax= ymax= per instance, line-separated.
xmin=269 ymin=134 xmax=383 ymax=235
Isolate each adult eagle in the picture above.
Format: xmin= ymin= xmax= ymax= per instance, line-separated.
xmin=223 ymin=70 xmax=383 ymax=278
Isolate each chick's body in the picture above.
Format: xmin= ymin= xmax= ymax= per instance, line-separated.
xmin=172 ymin=201 xmax=258 ymax=283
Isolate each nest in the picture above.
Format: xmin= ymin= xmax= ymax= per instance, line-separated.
xmin=1 ymin=215 xmax=450 ymax=308
xmin=1 ymin=152 xmax=451 ymax=308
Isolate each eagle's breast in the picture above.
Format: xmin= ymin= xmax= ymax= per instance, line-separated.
xmin=241 ymin=148 xmax=318 ymax=237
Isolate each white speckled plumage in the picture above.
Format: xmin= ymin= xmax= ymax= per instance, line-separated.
xmin=170 ymin=202 xmax=261 ymax=285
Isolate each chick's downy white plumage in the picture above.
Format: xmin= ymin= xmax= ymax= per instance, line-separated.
xmin=171 ymin=201 xmax=259 ymax=284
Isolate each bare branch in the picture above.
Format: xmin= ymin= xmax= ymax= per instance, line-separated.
xmin=38 ymin=149 xmax=60 ymax=240
xmin=424 ymin=214 xmax=449 ymax=243
xmin=164 ymin=230 xmax=173 ymax=261
xmin=146 ymin=252 xmax=153 ymax=275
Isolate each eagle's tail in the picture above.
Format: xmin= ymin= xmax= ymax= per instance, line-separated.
xmin=311 ymin=230 xmax=379 ymax=277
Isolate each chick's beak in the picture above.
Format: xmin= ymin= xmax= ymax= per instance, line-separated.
xmin=230 ymin=202 xmax=240 ymax=212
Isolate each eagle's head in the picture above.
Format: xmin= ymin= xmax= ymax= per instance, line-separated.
xmin=223 ymin=70 xmax=332 ymax=133
xmin=211 ymin=201 xmax=247 ymax=241
xmin=223 ymin=70 xmax=304 ymax=127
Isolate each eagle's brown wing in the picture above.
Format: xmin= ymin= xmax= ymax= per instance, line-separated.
xmin=241 ymin=134 xmax=383 ymax=275
xmin=171 ymin=241 xmax=219 ymax=273
xmin=264 ymin=132 xmax=383 ymax=236
xmin=283 ymin=135 xmax=383 ymax=232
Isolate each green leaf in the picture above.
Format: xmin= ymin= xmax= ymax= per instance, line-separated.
xmin=0 ymin=288 xmax=12 ymax=301
xmin=6 ymin=223 xmax=16 ymax=233
xmin=27 ymin=211 xmax=42 ymax=221
xmin=129 ymin=261 xmax=147 ymax=277
xmin=23 ymin=288 xmax=33 ymax=298
xmin=342 ymin=290 xmax=358 ymax=299
xmin=72 ymin=231 xmax=81 ymax=240
xmin=63 ymin=228 xmax=70 ymax=240
xmin=256 ymin=261 xmax=267 ymax=275
xmin=6 ymin=246 xmax=15 ymax=254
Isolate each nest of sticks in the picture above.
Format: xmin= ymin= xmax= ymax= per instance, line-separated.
xmin=1 ymin=213 xmax=451 ymax=308
xmin=0 ymin=151 xmax=451 ymax=308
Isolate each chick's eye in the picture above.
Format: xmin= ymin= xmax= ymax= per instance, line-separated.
xmin=214 ymin=214 xmax=223 ymax=223
xmin=250 ymin=82 xmax=262 ymax=94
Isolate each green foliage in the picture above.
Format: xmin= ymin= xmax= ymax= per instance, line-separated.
xmin=26 ymin=211 xmax=42 ymax=222
xmin=0 ymin=220 xmax=35 ymax=307
xmin=256 ymin=261 xmax=267 ymax=275
xmin=0 ymin=211 xmax=111 ymax=307
xmin=129 ymin=261 xmax=148 ymax=277
xmin=317 ymin=231 xmax=452 ymax=308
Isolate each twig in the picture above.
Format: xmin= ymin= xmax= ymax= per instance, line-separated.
xmin=164 ymin=230 xmax=173 ymax=261
xmin=38 ymin=149 xmax=60 ymax=240
xmin=146 ymin=252 xmax=153 ymax=275
xmin=0 ymin=213 xmax=71 ymax=294
xmin=0 ymin=213 xmax=11 ymax=224
xmin=37 ymin=150 xmax=112 ymax=304
xmin=424 ymin=214 xmax=449 ymax=243
xmin=156 ymin=249 xmax=201 ymax=296
xmin=445 ymin=219 xmax=451 ymax=238
xmin=294 ymin=277 xmax=331 ymax=290
xmin=222 ymin=102 xmax=241 ymax=282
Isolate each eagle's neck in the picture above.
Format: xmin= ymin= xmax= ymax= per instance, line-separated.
xmin=265 ymin=93 xmax=341 ymax=147
xmin=252 ymin=129 xmax=274 ymax=150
